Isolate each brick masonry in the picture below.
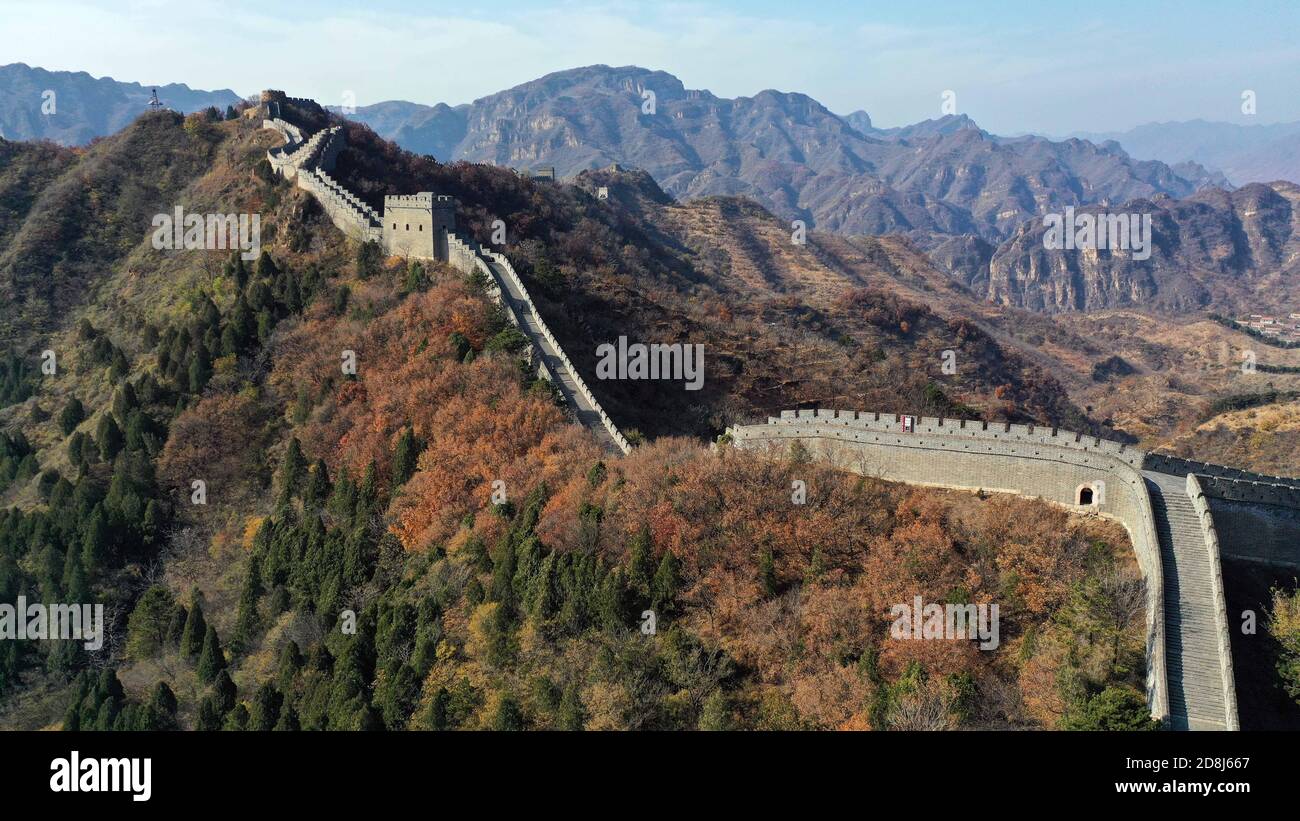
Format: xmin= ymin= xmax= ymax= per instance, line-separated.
xmin=726 ymin=410 xmax=1299 ymax=729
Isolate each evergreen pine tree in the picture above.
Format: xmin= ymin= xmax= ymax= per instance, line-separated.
xmin=256 ymin=251 xmax=278 ymax=280
xmin=276 ymin=640 xmax=303 ymax=694
xmin=650 ymin=551 xmax=681 ymax=614
xmin=188 ymin=344 xmax=211 ymax=394
xmin=67 ymin=431 xmax=86 ymax=469
xmin=303 ymin=459 xmax=330 ymax=507
xmin=78 ymin=433 xmax=98 ymax=469
xmin=358 ymin=461 xmax=379 ymax=513
xmin=232 ymin=254 xmax=249 ymax=291
xmin=59 ymin=397 xmax=85 ymax=435
xmin=557 ymin=684 xmax=585 ymax=731
xmin=212 ymin=668 xmax=237 ymax=712
xmin=284 ymin=273 xmax=302 ymax=314
xmin=62 ymin=549 xmax=88 ymax=602
xmin=248 ymin=682 xmax=282 ymax=730
xmin=63 ymin=697 xmax=83 ymax=731
xmin=488 ymin=693 xmax=524 ymax=730
xmin=231 ymin=557 xmax=263 ymax=655
xmin=93 ymin=699 xmax=117 ymax=730
xmin=391 ymin=426 xmax=421 ymax=486
xmin=180 ymin=593 xmax=207 ymax=658
xmin=60 ymin=540 xmax=80 ymax=593
xmin=108 ymin=348 xmax=130 ymax=382
xmin=599 ymin=568 xmax=629 ymax=630
xmin=197 ymin=625 xmax=226 ymax=683
xmin=80 ymin=503 xmax=109 ymax=572
xmin=424 ymin=687 xmax=451 ymax=730
xmin=166 ymin=602 xmax=187 ymax=648
xmin=112 ymin=382 xmax=138 ymax=422
xmin=273 ymin=704 xmax=300 ymax=731
xmin=626 ymin=525 xmax=655 ymax=599
xmin=148 ymin=682 xmax=179 ymax=730
xmin=196 ymin=695 xmax=222 ymax=731
xmin=277 ymin=437 xmax=307 ymax=504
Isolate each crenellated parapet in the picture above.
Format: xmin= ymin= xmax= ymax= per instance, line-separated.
xmin=259 ymin=98 xmax=454 ymax=261
xmin=442 ymin=231 xmax=630 ymax=455
xmin=728 ymin=407 xmax=1169 ymax=722
xmin=754 ymin=409 xmax=1146 ymax=465
xmin=727 ymin=408 xmax=1300 ymax=729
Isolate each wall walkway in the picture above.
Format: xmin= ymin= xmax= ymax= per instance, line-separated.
xmin=725 ymin=410 xmax=1298 ymax=730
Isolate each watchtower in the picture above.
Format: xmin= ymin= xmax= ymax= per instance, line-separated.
xmin=382 ymin=193 xmax=456 ymax=260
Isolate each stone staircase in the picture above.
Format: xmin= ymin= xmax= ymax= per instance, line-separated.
xmin=1144 ymin=470 xmax=1234 ymax=730
xmin=480 ymin=252 xmax=628 ymax=455
xmin=265 ymin=123 xmax=383 ymax=244
xmin=445 ymin=232 xmax=630 ymax=456
xmin=315 ymin=169 xmax=382 ymax=226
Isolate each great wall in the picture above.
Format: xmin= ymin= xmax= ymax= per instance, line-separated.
xmin=259 ymin=91 xmax=630 ymax=456
xmin=258 ymin=91 xmax=1299 ymax=730
xmin=726 ymin=411 xmax=1300 ymax=730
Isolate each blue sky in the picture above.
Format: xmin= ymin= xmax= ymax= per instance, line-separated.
xmin=3 ymin=0 xmax=1298 ymax=134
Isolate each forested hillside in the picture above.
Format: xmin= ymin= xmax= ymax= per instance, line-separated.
xmin=328 ymin=124 xmax=1092 ymax=439
xmin=0 ymin=107 xmax=1158 ymax=730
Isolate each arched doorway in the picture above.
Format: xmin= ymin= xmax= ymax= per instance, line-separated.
xmin=1078 ymin=486 xmax=1094 ymax=505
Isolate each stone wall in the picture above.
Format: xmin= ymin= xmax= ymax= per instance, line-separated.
xmin=1145 ymin=453 xmax=1300 ymax=491
xmin=262 ymin=105 xmax=457 ymax=265
xmin=480 ymin=246 xmax=631 ymax=455
xmin=263 ymin=117 xmax=303 ymax=149
xmin=445 ymin=233 xmax=631 ymax=455
xmin=1205 ymin=498 xmax=1300 ymax=568
xmin=727 ymin=409 xmax=1170 ymax=720
xmin=259 ymin=99 xmax=630 ymax=454
xmin=382 ymin=193 xmax=454 ymax=260
xmin=1187 ymin=474 xmax=1241 ymax=729
xmin=297 ymin=169 xmax=381 ymax=243
xmin=726 ymin=410 xmax=1300 ymax=724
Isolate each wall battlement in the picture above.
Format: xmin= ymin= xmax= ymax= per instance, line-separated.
xmin=442 ymin=231 xmax=630 ymax=455
xmin=760 ymin=409 xmax=1298 ymax=503
xmin=258 ymin=92 xmax=628 ymax=455
xmin=768 ymin=409 xmax=1145 ymax=463
xmin=729 ymin=409 xmax=1300 ymax=730
xmin=384 ymin=193 xmax=455 ymax=206
xmin=730 ymin=408 xmax=1170 ymax=724
xmin=260 ymin=97 xmax=453 ymax=262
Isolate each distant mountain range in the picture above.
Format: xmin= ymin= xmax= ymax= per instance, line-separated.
xmin=1072 ymin=120 xmax=1300 ymax=187
xmin=334 ymin=65 xmax=1223 ymax=244
xmin=4 ymin=62 xmax=1296 ymax=317
xmin=0 ymin=63 xmax=241 ymax=145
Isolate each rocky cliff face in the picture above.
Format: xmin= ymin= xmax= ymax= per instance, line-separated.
xmin=984 ymin=182 xmax=1300 ymax=313
xmin=343 ymin=65 xmax=1211 ymax=244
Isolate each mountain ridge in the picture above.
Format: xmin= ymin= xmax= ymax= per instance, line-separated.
xmin=334 ymin=64 xmax=1215 ymax=245
xmin=0 ymin=62 xmax=242 ymax=145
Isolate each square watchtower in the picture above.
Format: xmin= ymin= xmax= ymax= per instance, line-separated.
xmin=382 ymin=193 xmax=456 ymax=261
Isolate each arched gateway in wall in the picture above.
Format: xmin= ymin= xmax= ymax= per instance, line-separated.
xmin=726 ymin=410 xmax=1300 ymax=731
